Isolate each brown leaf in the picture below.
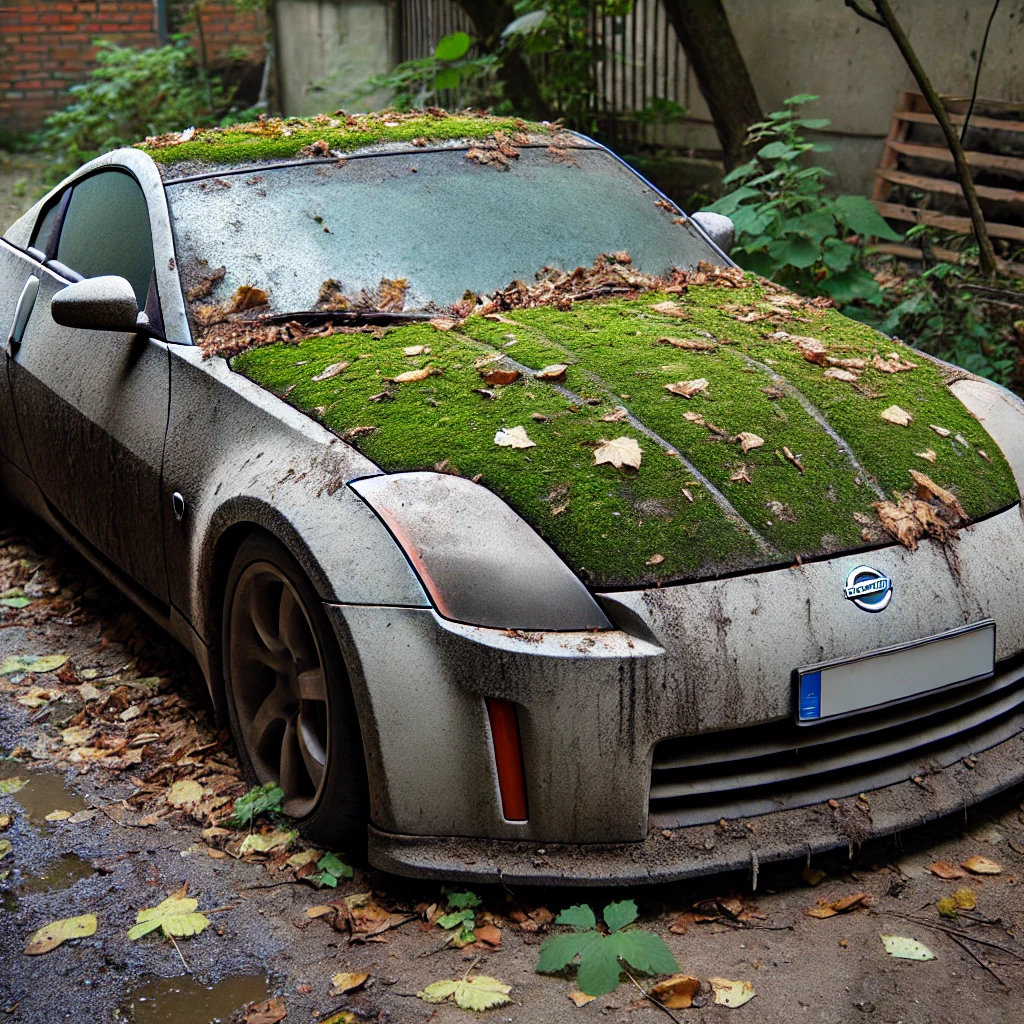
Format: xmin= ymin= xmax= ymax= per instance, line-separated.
xmin=646 ymin=554 xmax=664 ymax=566
xmin=474 ymin=923 xmax=502 ymax=946
xmin=482 ymin=368 xmax=521 ymax=386
xmin=569 ymin=991 xmax=596 ymax=1007
xmin=403 ymin=345 xmax=431 ymax=356
xmin=873 ymin=351 xmax=917 ymax=373
xmin=377 ymin=277 xmax=408 ymax=312
xmin=773 ymin=331 xmax=828 ymax=365
xmin=961 ymin=855 xmax=1001 ymax=875
xmin=534 ymin=364 xmax=569 ymax=381
xmin=393 ymin=368 xmax=432 ymax=383
xmin=651 ymin=300 xmax=689 ymax=318
xmin=880 ymin=405 xmax=913 ymax=427
xmin=781 ymin=446 xmax=805 ymax=474
xmin=664 ymin=378 xmax=708 ymax=398
xmin=311 ymin=361 xmax=349 ymax=382
xmin=668 ymin=912 xmax=694 ymax=935
xmin=930 ymin=424 xmax=951 ymax=437
xmin=600 ymin=406 xmax=628 ymax=422
xmin=228 ymin=284 xmax=269 ymax=312
xmin=736 ymin=431 xmax=764 ymax=453
xmin=826 ymin=356 xmax=866 ymax=370
xmin=915 ymin=449 xmax=937 ymax=464
xmin=331 ymin=972 xmax=369 ymax=995
xmin=804 ymin=892 xmax=869 ymax=918
xmin=730 ymin=466 xmax=752 ymax=485
xmin=658 ymin=336 xmax=715 ymax=351
xmin=928 ymin=860 xmax=966 ymax=880
xmin=824 ymin=367 xmax=860 ymax=383
xmin=648 ymin=975 xmax=700 ymax=1009
xmin=243 ymin=997 xmax=286 ymax=1024
xmin=593 ymin=436 xmax=642 ymax=470
xmin=909 ymin=470 xmax=966 ymax=519
xmin=429 ymin=317 xmax=456 ymax=331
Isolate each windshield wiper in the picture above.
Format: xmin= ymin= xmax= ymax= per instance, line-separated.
xmin=257 ymin=309 xmax=436 ymax=327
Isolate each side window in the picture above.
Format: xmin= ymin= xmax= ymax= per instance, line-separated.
xmin=30 ymin=192 xmax=65 ymax=255
xmin=55 ymin=170 xmax=154 ymax=306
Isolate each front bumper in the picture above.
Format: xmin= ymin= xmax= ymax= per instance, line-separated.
xmin=366 ymin=724 xmax=1024 ymax=885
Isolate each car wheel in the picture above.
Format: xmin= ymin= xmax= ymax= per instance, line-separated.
xmin=222 ymin=532 xmax=368 ymax=849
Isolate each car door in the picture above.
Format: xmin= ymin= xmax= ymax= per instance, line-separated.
xmin=8 ymin=168 xmax=171 ymax=603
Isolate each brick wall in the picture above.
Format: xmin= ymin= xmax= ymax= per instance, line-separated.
xmin=0 ymin=1 xmax=266 ymax=137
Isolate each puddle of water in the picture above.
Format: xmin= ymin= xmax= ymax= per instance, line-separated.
xmin=18 ymin=852 xmax=94 ymax=893
xmin=0 ymin=761 xmax=89 ymax=823
xmin=124 ymin=975 xmax=272 ymax=1024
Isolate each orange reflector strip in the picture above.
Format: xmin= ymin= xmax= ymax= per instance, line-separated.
xmin=486 ymin=698 xmax=528 ymax=822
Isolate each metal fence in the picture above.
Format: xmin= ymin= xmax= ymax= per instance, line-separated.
xmin=397 ymin=0 xmax=692 ymax=150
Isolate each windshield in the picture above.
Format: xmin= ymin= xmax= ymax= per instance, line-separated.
xmin=166 ymin=145 xmax=722 ymax=325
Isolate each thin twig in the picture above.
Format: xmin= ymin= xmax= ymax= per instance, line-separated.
xmin=880 ymin=911 xmax=1022 ymax=957
xmin=169 ymin=933 xmax=190 ymax=973
xmin=621 ymin=966 xmax=683 ymax=1024
xmin=948 ymin=932 xmax=1010 ymax=990
xmin=348 ymin=913 xmax=418 ymax=945
xmin=844 ymin=0 xmax=885 ymax=26
xmin=462 ymin=954 xmax=483 ymax=981
xmin=417 ymin=933 xmax=455 ymax=958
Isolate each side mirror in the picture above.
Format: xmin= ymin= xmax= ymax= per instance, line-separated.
xmin=50 ymin=275 xmax=141 ymax=334
xmin=692 ymin=211 xmax=735 ymax=257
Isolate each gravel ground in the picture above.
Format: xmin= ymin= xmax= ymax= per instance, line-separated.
xmin=0 ymin=510 xmax=1021 ymax=1024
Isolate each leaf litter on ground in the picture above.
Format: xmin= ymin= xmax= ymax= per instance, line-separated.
xmin=24 ymin=914 xmax=97 ymax=954
xmin=128 ymin=885 xmax=210 ymax=941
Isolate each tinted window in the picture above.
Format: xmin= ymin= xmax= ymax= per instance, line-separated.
xmin=30 ymin=194 xmax=64 ymax=255
xmin=56 ymin=170 xmax=154 ymax=305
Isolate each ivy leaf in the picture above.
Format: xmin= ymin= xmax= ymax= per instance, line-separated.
xmin=555 ymin=904 xmax=597 ymax=932
xmin=418 ymin=974 xmax=513 ymax=1011
xmin=128 ymin=893 xmax=210 ymax=940
xmin=603 ymin=900 xmax=638 ymax=933
xmin=832 ymin=194 xmax=902 ymax=241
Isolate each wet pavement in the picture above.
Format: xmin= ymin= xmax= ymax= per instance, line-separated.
xmin=0 ymin=511 xmax=1022 ymax=1024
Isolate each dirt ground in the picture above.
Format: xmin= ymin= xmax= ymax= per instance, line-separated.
xmin=0 ymin=153 xmax=47 ymax=235
xmin=0 ymin=511 xmax=1022 ymax=1024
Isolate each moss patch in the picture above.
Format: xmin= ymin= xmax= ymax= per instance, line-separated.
xmin=232 ymin=287 xmax=1019 ymax=587
xmin=138 ymin=110 xmax=552 ymax=170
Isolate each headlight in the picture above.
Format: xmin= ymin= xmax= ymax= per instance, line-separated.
xmin=349 ymin=472 xmax=611 ymax=631
xmin=951 ymin=378 xmax=1024 ymax=489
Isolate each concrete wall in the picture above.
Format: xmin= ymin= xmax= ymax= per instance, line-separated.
xmin=276 ymin=0 xmax=396 ymax=116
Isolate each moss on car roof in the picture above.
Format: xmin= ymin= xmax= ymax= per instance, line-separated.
xmin=137 ymin=109 xmax=555 ymax=169
xmin=232 ymin=276 xmax=1019 ymax=588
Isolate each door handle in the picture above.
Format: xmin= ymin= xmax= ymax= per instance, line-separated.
xmin=6 ymin=274 xmax=39 ymax=356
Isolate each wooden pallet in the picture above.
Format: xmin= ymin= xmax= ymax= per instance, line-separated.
xmin=871 ymin=91 xmax=1024 ymax=267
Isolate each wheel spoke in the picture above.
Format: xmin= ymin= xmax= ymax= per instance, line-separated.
xmin=297 ymin=713 xmax=326 ymax=790
xmin=279 ymin=716 xmax=307 ymax=798
xmin=250 ymin=579 xmax=287 ymax=653
xmin=251 ymin=684 xmax=295 ymax=758
xmin=296 ymin=667 xmax=326 ymax=701
xmin=279 ymin=585 xmax=315 ymax=663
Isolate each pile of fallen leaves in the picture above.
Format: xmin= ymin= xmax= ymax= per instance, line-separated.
xmin=873 ymin=470 xmax=969 ymax=551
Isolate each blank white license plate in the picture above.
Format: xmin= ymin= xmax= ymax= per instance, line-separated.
xmin=796 ymin=620 xmax=995 ymax=724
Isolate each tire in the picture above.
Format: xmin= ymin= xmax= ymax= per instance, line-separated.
xmin=222 ymin=531 xmax=368 ymax=849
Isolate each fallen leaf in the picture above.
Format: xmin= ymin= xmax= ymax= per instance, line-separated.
xmin=881 ymin=935 xmax=935 ymax=961
xmin=651 ymin=300 xmax=689 ymax=317
xmin=0 ymin=654 xmax=67 ymax=676
xmin=0 ymin=814 xmax=10 ymax=831
xmin=804 ymin=892 xmax=869 ymax=918
xmin=0 ymin=838 xmax=11 ymax=858
xmin=229 ymin=284 xmax=269 ymax=312
xmin=664 ymin=378 xmax=708 ymax=398
xmin=826 ymin=356 xmax=866 ymax=370
xmin=418 ymin=975 xmax=513 ymax=1012
xmin=569 ymin=990 xmax=596 ymax=1007
xmin=880 ymin=405 xmax=913 ymax=426
xmin=930 ymin=424 xmax=952 ymax=437
xmin=979 ymin=449 xmax=991 ymax=462
xmin=128 ymin=893 xmax=210 ymax=940
xmin=962 ymin=855 xmax=1001 ymax=875
xmin=915 ymin=449 xmax=937 ymax=464
xmin=730 ymin=466 xmax=752 ymax=484
xmin=44 ymin=810 xmax=73 ymax=822
xmin=928 ymin=860 xmax=966 ymax=880
xmin=709 ymin=977 xmax=755 ymax=1008
xmin=167 ymin=780 xmax=204 ymax=808
xmin=668 ymin=912 xmax=694 ymax=935
xmin=649 ymin=974 xmax=700 ymax=1009
xmin=244 ymin=997 xmax=287 ymax=1024
xmin=239 ymin=830 xmax=295 ymax=856
xmin=403 ymin=345 xmax=430 ymax=356
xmin=474 ymin=923 xmax=502 ymax=946
xmin=593 ymin=436 xmax=642 ymax=470
xmin=736 ymin=431 xmax=764 ymax=453
xmin=873 ymin=351 xmax=917 ymax=373
xmin=311 ymin=361 xmax=349 ymax=381
xmin=393 ymin=368 xmax=432 ymax=383
xmin=15 ymin=688 xmax=56 ymax=708
xmin=68 ymin=810 xmax=97 ymax=824
xmin=0 ymin=777 xmax=27 ymax=795
xmin=783 ymin=332 xmax=829 ymax=366
xmin=683 ymin=411 xmax=704 ymax=424
xmin=954 ymin=432 xmax=969 ymax=447
xmin=802 ymin=867 xmax=827 ymax=886
xmin=429 ymin=317 xmax=456 ymax=330
xmin=494 ymin=426 xmax=536 ymax=449
xmin=535 ymin=364 xmax=569 ymax=381
xmin=601 ymin=406 xmax=628 ymax=422
xmin=482 ymin=367 xmax=521 ymax=386
xmin=781 ymin=446 xmax=805 ymax=473
xmin=331 ymin=972 xmax=369 ymax=995
xmin=306 ymin=905 xmax=334 ymax=919
xmin=953 ymin=888 xmax=976 ymax=910
xmin=910 ymin=470 xmax=967 ymax=519
xmin=24 ymin=914 xmax=97 ymax=955
xmin=658 ymin=336 xmax=715 ymax=351
xmin=824 ymin=367 xmax=860 ymax=382
xmin=646 ymin=554 xmax=664 ymax=566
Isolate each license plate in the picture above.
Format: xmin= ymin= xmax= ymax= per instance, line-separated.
xmin=796 ymin=620 xmax=995 ymax=724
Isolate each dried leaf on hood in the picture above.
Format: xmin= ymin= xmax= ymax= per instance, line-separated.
xmin=873 ymin=351 xmax=917 ymax=373
xmin=377 ymin=277 xmax=408 ymax=312
xmin=393 ymin=367 xmax=433 ymax=383
xmin=494 ymin=426 xmax=536 ymax=449
xmin=824 ymin=367 xmax=860 ymax=383
xmin=646 ymin=554 xmax=664 ymax=566
xmin=736 ymin=432 xmax=764 ymax=453
xmin=730 ymin=466 xmax=752 ymax=485
xmin=534 ymin=364 xmax=569 ymax=381
xmin=648 ymin=975 xmax=700 ymax=1009
xmin=403 ymin=345 xmax=430 ymax=356
xmin=228 ymin=284 xmax=269 ymax=312
xmin=772 ymin=331 xmax=828 ymax=365
xmin=709 ymin=978 xmax=755 ymax=1008
xmin=311 ymin=361 xmax=349 ymax=382
xmin=651 ymin=300 xmax=689 ymax=318
xmin=915 ymin=449 xmax=937 ymax=464
xmin=826 ymin=356 xmax=866 ymax=370
xmin=781 ymin=446 xmax=805 ymax=474
xmin=594 ymin=436 xmax=642 ymax=470
xmin=804 ymin=892 xmax=869 ymax=918
xmin=664 ymin=378 xmax=708 ymax=398
xmin=600 ymin=406 xmax=628 ymax=422
xmin=954 ymin=432 xmax=969 ymax=447
xmin=910 ymin=470 xmax=966 ymax=519
xmin=658 ymin=336 xmax=715 ymax=351
xmin=979 ymin=449 xmax=991 ymax=462
xmin=429 ymin=317 xmax=456 ymax=331
xmin=880 ymin=405 xmax=913 ymax=427
xmin=482 ymin=367 xmax=521 ymax=386
xmin=930 ymin=424 xmax=951 ymax=437
xmin=961 ymin=855 xmax=1001 ymax=875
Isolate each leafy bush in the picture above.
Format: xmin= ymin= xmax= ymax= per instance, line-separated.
xmin=39 ymin=38 xmax=254 ymax=182
xmin=707 ymin=95 xmax=902 ymax=305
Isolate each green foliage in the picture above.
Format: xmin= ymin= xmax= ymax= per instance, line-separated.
xmin=708 ymin=95 xmax=901 ymax=304
xmin=537 ymin=900 xmax=678 ymax=996
xmin=310 ymin=851 xmax=353 ymax=888
xmin=226 ymin=782 xmax=283 ymax=828
xmin=38 ymin=38 xmax=255 ymax=183
xmin=438 ymin=889 xmax=481 ymax=946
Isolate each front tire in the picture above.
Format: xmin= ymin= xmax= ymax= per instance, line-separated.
xmin=222 ymin=532 xmax=368 ymax=849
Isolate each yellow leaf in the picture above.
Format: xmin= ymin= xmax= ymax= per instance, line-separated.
xmin=594 ymin=436 xmax=642 ymax=470
xmin=710 ymin=977 xmax=755 ymax=1008
xmin=494 ymin=425 xmax=536 ymax=449
xmin=331 ymin=972 xmax=369 ymax=995
xmin=569 ymin=990 xmax=596 ymax=1007
xmin=649 ymin=974 xmax=700 ymax=1009
xmin=128 ymin=894 xmax=210 ymax=940
xmin=0 ymin=813 xmax=11 ymax=831
xmin=418 ymin=975 xmax=513 ymax=1012
xmin=953 ymin=889 xmax=976 ymax=910
xmin=880 ymin=405 xmax=913 ymax=427
xmin=962 ymin=855 xmax=1001 ymax=875
xmin=24 ymin=914 xmax=97 ymax=954
xmin=393 ymin=367 xmax=432 ymax=383
xmin=44 ymin=810 xmax=73 ymax=822
xmin=881 ymin=934 xmax=935 ymax=960
xmin=239 ymin=830 xmax=296 ymax=856
xmin=167 ymin=780 xmax=204 ymax=808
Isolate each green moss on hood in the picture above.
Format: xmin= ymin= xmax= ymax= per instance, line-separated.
xmin=232 ymin=286 xmax=1019 ymax=587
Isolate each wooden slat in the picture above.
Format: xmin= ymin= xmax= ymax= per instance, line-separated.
xmin=873 ymin=90 xmax=913 ymax=203
xmin=875 ymin=167 xmax=1024 ymax=204
xmin=894 ymin=109 xmax=1024 ymax=134
xmin=873 ymin=200 xmax=1024 ymax=242
xmin=887 ymin=140 xmax=1024 ymax=176
xmin=869 ymin=242 xmax=1024 ymax=279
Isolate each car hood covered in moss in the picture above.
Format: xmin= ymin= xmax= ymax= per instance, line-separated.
xmin=231 ymin=276 xmax=1019 ymax=589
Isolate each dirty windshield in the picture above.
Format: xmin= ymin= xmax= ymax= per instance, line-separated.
xmin=165 ymin=145 xmax=721 ymax=321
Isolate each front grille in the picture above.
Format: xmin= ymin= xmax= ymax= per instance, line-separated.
xmin=649 ymin=656 xmax=1024 ymax=828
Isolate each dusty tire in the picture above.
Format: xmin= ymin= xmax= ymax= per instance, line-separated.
xmin=222 ymin=532 xmax=368 ymax=850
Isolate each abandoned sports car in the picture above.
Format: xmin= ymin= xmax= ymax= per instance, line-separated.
xmin=1 ymin=111 xmax=1023 ymax=885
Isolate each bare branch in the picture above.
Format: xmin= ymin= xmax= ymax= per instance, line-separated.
xmin=844 ymin=0 xmax=885 ymax=26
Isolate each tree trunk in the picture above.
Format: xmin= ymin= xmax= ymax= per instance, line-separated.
xmin=660 ymin=0 xmax=763 ymax=169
